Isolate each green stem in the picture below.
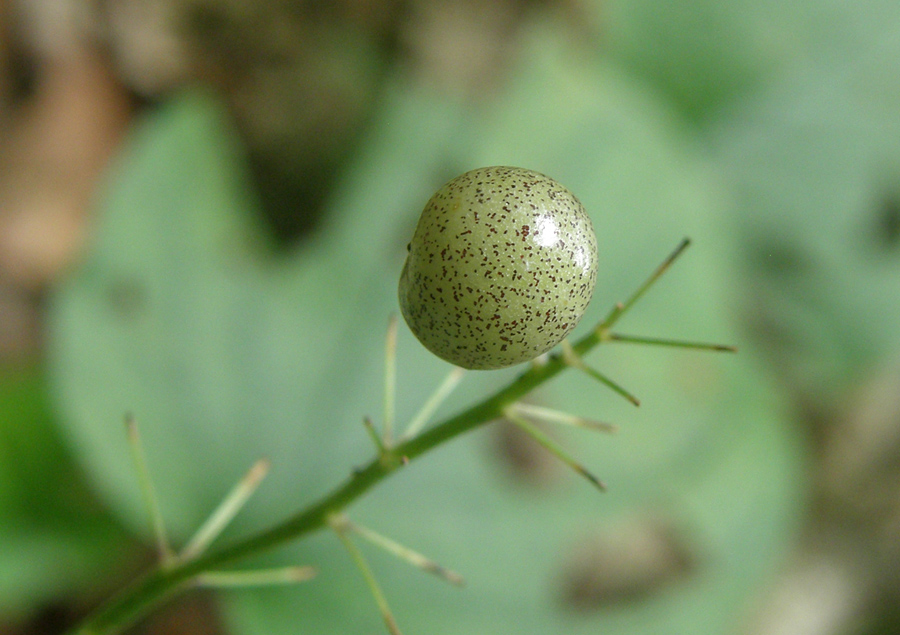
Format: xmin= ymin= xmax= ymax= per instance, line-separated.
xmin=72 ymin=330 xmax=583 ymax=635
xmin=70 ymin=239 xmax=693 ymax=635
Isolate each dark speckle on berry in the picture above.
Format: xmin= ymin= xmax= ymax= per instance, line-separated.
xmin=399 ymin=166 xmax=599 ymax=370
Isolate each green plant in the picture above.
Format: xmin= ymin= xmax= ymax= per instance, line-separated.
xmin=20 ymin=3 xmax=894 ymax=632
xmin=45 ymin=62 xmax=800 ymax=633
xmin=68 ymin=220 xmax=734 ymax=634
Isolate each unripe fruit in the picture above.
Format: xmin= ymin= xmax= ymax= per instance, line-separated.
xmin=399 ymin=166 xmax=598 ymax=369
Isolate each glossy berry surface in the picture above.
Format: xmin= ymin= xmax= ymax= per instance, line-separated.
xmin=399 ymin=166 xmax=598 ymax=369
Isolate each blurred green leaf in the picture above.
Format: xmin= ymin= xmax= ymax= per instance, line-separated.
xmin=46 ymin=82 xmax=502 ymax=543
xmin=0 ymin=363 xmax=132 ymax=617
xmin=709 ymin=27 xmax=900 ymax=408
xmin=595 ymin=0 xmax=900 ymax=122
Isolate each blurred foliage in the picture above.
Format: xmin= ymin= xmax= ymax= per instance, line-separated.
xmin=708 ymin=25 xmax=900 ymax=412
xmin=0 ymin=362 xmax=134 ymax=620
xmin=0 ymin=0 xmax=897 ymax=633
xmin=596 ymin=0 xmax=899 ymax=122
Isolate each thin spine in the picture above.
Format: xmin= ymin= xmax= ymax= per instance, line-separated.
xmin=197 ymin=566 xmax=316 ymax=587
xmin=363 ymin=416 xmax=388 ymax=457
xmin=607 ymin=333 xmax=737 ymax=352
xmin=503 ymin=408 xmax=606 ymax=492
xmin=341 ymin=516 xmax=464 ymax=586
xmin=561 ymin=340 xmax=640 ymax=407
xmin=330 ymin=516 xmax=403 ymax=635
xmin=383 ymin=315 xmax=398 ymax=445
xmin=125 ymin=415 xmax=173 ymax=564
xmin=506 ymin=402 xmax=617 ymax=434
xmin=399 ymin=367 xmax=466 ymax=441
xmin=599 ymin=237 xmax=692 ymax=329
xmin=180 ymin=458 xmax=271 ymax=561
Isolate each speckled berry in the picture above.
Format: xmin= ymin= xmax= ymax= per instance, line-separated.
xmin=398 ymin=166 xmax=598 ymax=370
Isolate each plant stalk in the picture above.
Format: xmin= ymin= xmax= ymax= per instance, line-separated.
xmin=72 ymin=343 xmax=577 ymax=634
xmin=70 ymin=239 xmax=695 ymax=635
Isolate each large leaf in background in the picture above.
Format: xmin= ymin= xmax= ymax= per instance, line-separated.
xmin=708 ymin=26 xmax=900 ymax=410
xmin=46 ymin=84 xmax=504 ymax=547
xmin=218 ymin=21 xmax=805 ymax=635
xmin=594 ymin=0 xmax=900 ymax=122
xmin=0 ymin=363 xmax=132 ymax=618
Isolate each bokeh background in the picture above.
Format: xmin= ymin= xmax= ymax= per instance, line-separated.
xmin=1 ymin=1 xmax=899 ymax=634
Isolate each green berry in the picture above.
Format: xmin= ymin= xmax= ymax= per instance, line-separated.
xmin=399 ymin=166 xmax=598 ymax=369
